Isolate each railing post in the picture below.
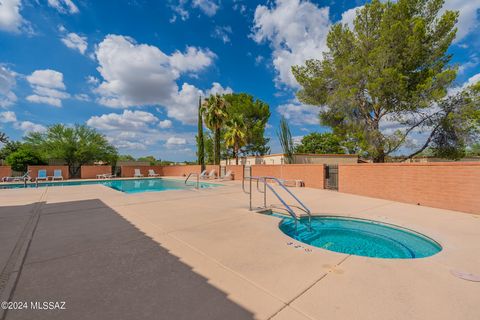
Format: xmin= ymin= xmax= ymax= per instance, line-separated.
xmin=249 ymin=177 xmax=252 ymax=211
xmin=263 ymin=179 xmax=266 ymax=208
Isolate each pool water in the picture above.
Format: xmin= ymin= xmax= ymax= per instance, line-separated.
xmin=279 ymin=215 xmax=442 ymax=259
xmin=0 ymin=178 xmax=220 ymax=194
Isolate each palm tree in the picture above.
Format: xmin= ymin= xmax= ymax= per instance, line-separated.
xmin=201 ymin=94 xmax=229 ymax=165
xmin=224 ymin=115 xmax=247 ymax=165
xmin=0 ymin=132 xmax=8 ymax=144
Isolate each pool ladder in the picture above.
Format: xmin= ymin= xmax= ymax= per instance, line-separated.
xmin=242 ymin=176 xmax=312 ymax=232
xmin=184 ymin=172 xmax=200 ymax=189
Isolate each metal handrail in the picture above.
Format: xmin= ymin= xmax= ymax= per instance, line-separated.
xmin=261 ymin=176 xmax=311 ymax=218
xmin=243 ymin=175 xmax=312 ymax=231
xmin=184 ymin=172 xmax=200 ymax=189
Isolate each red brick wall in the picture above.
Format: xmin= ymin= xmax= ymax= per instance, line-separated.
xmin=251 ymin=164 xmax=325 ymax=188
xmin=339 ymin=162 xmax=480 ymax=214
xmin=0 ymin=166 xmax=12 ymax=178
xmin=80 ymin=166 xmax=112 ymax=179
xmin=28 ymin=166 xmax=69 ymax=179
xmin=120 ymin=166 xmax=164 ymax=177
xmin=225 ymin=165 xmax=244 ymax=180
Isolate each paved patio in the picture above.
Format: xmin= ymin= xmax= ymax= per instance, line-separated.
xmin=0 ymin=179 xmax=479 ymax=319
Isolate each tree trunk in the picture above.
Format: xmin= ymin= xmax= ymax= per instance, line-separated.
xmin=214 ymin=128 xmax=221 ymax=165
xmin=372 ymin=152 xmax=385 ymax=163
xmin=235 ymin=143 xmax=239 ymax=165
xmin=197 ymin=96 xmax=205 ymax=171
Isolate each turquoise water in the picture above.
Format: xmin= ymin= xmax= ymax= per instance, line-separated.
xmin=0 ymin=178 xmax=220 ymax=194
xmin=279 ymin=215 xmax=441 ymax=259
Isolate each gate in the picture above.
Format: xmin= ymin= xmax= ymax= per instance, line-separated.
xmin=244 ymin=165 xmax=251 ymax=179
xmin=325 ymin=164 xmax=338 ymax=190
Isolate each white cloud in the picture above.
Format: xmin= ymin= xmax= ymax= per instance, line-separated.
xmin=86 ymin=110 xmax=158 ymax=131
xmin=13 ymin=120 xmax=46 ymax=133
xmin=27 ymin=69 xmax=65 ymax=89
xmin=0 ymin=111 xmax=16 ymax=122
xmin=86 ymin=110 xmax=195 ymax=151
xmin=205 ymin=82 xmax=233 ymax=96
xmin=169 ymin=0 xmax=219 ymax=21
xmin=169 ymin=46 xmax=216 ymax=74
xmin=0 ymin=0 xmax=24 ymax=33
xmin=443 ymin=0 xmax=480 ymax=42
xmin=251 ymin=0 xmax=331 ymax=88
xmin=26 ymin=69 xmax=69 ymax=107
xmin=61 ymin=32 xmax=88 ymax=54
xmin=86 ymin=75 xmax=99 ymax=85
xmin=340 ymin=5 xmax=363 ymax=29
xmin=0 ymin=110 xmax=46 ymax=133
xmin=448 ymin=72 xmax=480 ymax=95
xmin=166 ymin=136 xmax=187 ymax=147
xmin=48 ymin=0 xmax=79 ymax=14
xmin=158 ymin=119 xmax=173 ymax=128
xmin=212 ymin=25 xmax=232 ymax=43
xmin=192 ymin=0 xmax=219 ymax=16
xmin=277 ymin=103 xmax=319 ymax=125
xmin=74 ymin=93 xmax=90 ymax=101
xmin=26 ymin=95 xmax=62 ymax=107
xmin=93 ymin=34 xmax=225 ymax=124
xmin=0 ymin=65 xmax=17 ymax=108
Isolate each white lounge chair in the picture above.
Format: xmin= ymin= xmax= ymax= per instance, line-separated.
xmin=50 ymin=169 xmax=64 ymax=181
xmin=148 ymin=169 xmax=160 ymax=177
xmin=198 ymin=170 xmax=207 ymax=179
xmin=2 ymin=171 xmax=31 ymax=182
xmin=221 ymin=170 xmax=233 ymax=181
xmin=201 ymin=169 xmax=216 ymax=180
xmin=134 ymin=169 xmax=144 ymax=177
xmin=37 ymin=169 xmax=48 ymax=181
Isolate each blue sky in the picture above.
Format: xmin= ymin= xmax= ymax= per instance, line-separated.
xmin=0 ymin=0 xmax=479 ymax=161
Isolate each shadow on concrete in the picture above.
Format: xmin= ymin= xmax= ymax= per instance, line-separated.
xmin=0 ymin=199 xmax=254 ymax=320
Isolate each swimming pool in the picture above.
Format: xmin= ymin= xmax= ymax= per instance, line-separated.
xmin=279 ymin=215 xmax=442 ymax=259
xmin=0 ymin=178 xmax=220 ymax=194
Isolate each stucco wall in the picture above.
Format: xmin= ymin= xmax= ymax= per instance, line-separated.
xmin=251 ymin=164 xmax=325 ymax=188
xmin=28 ymin=166 xmax=69 ymax=179
xmin=80 ymin=166 xmax=112 ymax=179
xmin=225 ymin=165 xmax=244 ymax=180
xmin=0 ymin=166 xmax=12 ymax=178
xmin=339 ymin=162 xmax=480 ymax=214
xmin=120 ymin=166 xmax=164 ymax=177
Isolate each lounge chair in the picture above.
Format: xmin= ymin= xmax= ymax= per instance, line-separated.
xmin=148 ymin=169 xmax=160 ymax=177
xmin=134 ymin=169 xmax=144 ymax=177
xmin=37 ymin=169 xmax=48 ymax=181
xmin=50 ymin=169 xmax=64 ymax=181
xmin=201 ymin=169 xmax=216 ymax=180
xmin=198 ymin=170 xmax=207 ymax=179
xmin=221 ymin=170 xmax=233 ymax=181
xmin=2 ymin=171 xmax=31 ymax=182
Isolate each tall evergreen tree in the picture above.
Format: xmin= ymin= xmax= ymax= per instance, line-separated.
xmin=197 ymin=96 xmax=205 ymax=170
xmin=293 ymin=0 xmax=479 ymax=162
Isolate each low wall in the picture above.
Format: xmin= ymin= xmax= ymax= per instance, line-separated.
xmin=339 ymin=162 xmax=480 ymax=214
xmin=225 ymin=165 xmax=244 ymax=180
xmin=161 ymin=165 xmax=202 ymax=177
xmin=28 ymin=165 xmax=69 ymax=179
xmin=0 ymin=166 xmax=12 ymax=178
xmin=81 ymin=166 xmax=112 ymax=179
xmin=251 ymin=164 xmax=325 ymax=188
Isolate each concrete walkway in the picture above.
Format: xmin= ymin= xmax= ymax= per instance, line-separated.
xmin=0 ymin=179 xmax=479 ymax=319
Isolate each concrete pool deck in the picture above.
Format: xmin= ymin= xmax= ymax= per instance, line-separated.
xmin=0 ymin=178 xmax=479 ymax=319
